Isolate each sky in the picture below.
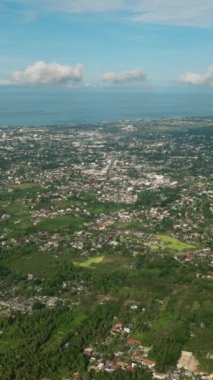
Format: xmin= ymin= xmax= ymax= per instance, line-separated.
xmin=0 ymin=0 xmax=213 ymax=90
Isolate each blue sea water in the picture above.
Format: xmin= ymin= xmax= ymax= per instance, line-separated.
xmin=0 ymin=88 xmax=213 ymax=126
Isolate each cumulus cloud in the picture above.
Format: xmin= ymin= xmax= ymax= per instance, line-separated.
xmin=102 ymin=69 xmax=146 ymax=84
xmin=0 ymin=61 xmax=85 ymax=86
xmin=180 ymin=67 xmax=213 ymax=86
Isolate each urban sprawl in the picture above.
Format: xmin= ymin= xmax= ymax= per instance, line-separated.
xmin=0 ymin=118 xmax=212 ymax=380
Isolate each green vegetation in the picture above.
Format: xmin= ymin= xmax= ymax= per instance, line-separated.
xmin=38 ymin=215 xmax=84 ymax=233
xmin=136 ymin=187 xmax=182 ymax=208
xmin=74 ymin=255 xmax=105 ymax=268
xmin=8 ymin=183 xmax=41 ymax=190
xmin=150 ymin=234 xmax=196 ymax=252
xmin=0 ymin=120 xmax=212 ymax=379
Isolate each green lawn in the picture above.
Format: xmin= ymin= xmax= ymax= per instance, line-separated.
xmin=74 ymin=255 xmax=105 ymax=268
xmin=150 ymin=234 xmax=196 ymax=252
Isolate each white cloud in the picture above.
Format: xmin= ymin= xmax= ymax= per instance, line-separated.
xmin=131 ymin=0 xmax=213 ymax=27
xmin=0 ymin=80 xmax=12 ymax=86
xmin=0 ymin=61 xmax=85 ymax=86
xmin=46 ymin=0 xmax=125 ymax=13
xmin=2 ymin=1 xmax=213 ymax=27
xmin=102 ymin=69 xmax=146 ymax=84
xmin=180 ymin=67 xmax=213 ymax=86
xmin=4 ymin=0 xmax=125 ymax=14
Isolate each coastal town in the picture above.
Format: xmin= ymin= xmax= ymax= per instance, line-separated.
xmin=0 ymin=118 xmax=212 ymax=380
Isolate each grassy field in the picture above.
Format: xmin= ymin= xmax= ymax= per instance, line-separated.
xmin=150 ymin=234 xmax=196 ymax=252
xmin=8 ymin=183 xmax=40 ymax=190
xmin=74 ymin=255 xmax=105 ymax=268
xmin=38 ymin=215 xmax=84 ymax=233
xmin=74 ymin=254 xmax=133 ymax=271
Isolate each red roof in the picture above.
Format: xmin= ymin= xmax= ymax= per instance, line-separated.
xmin=127 ymin=338 xmax=141 ymax=346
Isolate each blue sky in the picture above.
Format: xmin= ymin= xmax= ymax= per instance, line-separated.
xmin=1 ymin=0 xmax=213 ymax=89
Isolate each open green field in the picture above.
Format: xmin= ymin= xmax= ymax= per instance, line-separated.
xmin=5 ymin=249 xmax=132 ymax=279
xmin=5 ymin=183 xmax=45 ymax=196
xmin=8 ymin=183 xmax=40 ymax=190
xmin=74 ymin=253 xmax=133 ymax=271
xmin=38 ymin=215 xmax=84 ymax=233
xmin=150 ymin=234 xmax=196 ymax=252
xmin=74 ymin=255 xmax=105 ymax=268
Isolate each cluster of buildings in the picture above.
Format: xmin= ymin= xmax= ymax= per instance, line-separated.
xmin=81 ymin=321 xmax=212 ymax=380
xmin=0 ymin=120 xmax=212 ymax=379
xmin=0 ymin=296 xmax=69 ymax=318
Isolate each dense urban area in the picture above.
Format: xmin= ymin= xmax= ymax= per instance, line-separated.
xmin=0 ymin=118 xmax=212 ymax=380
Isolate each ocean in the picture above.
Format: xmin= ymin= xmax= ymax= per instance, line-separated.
xmin=0 ymin=89 xmax=213 ymax=126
